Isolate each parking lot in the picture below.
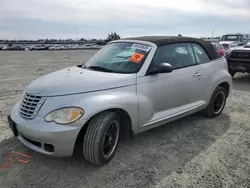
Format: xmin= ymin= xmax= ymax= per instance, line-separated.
xmin=0 ymin=50 xmax=249 ymax=188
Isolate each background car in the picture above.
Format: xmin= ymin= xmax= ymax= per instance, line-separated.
xmin=29 ymin=44 xmax=50 ymax=51
xmin=2 ymin=45 xmax=13 ymax=51
xmin=48 ymin=45 xmax=64 ymax=50
xmin=219 ymin=33 xmax=244 ymax=50
xmin=212 ymin=43 xmax=225 ymax=57
xmin=224 ymin=39 xmax=250 ymax=77
xmin=10 ymin=45 xmax=26 ymax=51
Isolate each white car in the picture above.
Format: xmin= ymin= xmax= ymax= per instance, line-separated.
xmin=219 ymin=33 xmax=244 ymax=50
xmin=49 ymin=45 xmax=64 ymax=50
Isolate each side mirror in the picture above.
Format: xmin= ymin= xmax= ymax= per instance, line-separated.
xmin=147 ymin=63 xmax=173 ymax=75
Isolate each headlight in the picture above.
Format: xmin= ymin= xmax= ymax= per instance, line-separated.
xmin=224 ymin=49 xmax=233 ymax=56
xmin=45 ymin=107 xmax=84 ymax=124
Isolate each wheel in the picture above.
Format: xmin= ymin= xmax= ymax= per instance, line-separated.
xmin=83 ymin=111 xmax=120 ymax=165
xmin=202 ymin=86 xmax=227 ymax=118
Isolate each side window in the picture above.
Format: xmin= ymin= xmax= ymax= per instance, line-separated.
xmin=151 ymin=43 xmax=197 ymax=69
xmin=239 ymin=36 xmax=243 ymax=42
xmin=192 ymin=44 xmax=210 ymax=64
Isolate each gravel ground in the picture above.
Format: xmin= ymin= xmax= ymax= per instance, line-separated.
xmin=0 ymin=51 xmax=249 ymax=188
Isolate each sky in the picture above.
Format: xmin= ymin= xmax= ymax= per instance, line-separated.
xmin=0 ymin=0 xmax=250 ymax=40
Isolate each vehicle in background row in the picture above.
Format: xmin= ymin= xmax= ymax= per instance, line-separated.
xmin=48 ymin=45 xmax=64 ymax=50
xmin=219 ymin=33 xmax=244 ymax=50
xmin=212 ymin=43 xmax=225 ymax=57
xmin=8 ymin=36 xmax=232 ymax=166
xmin=9 ymin=45 xmax=26 ymax=51
xmin=83 ymin=44 xmax=94 ymax=49
xmin=2 ymin=45 xmax=14 ymax=51
xmin=29 ymin=44 xmax=51 ymax=51
xmin=225 ymin=39 xmax=250 ymax=77
xmin=63 ymin=45 xmax=72 ymax=50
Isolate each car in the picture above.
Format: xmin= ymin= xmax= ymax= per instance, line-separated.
xmin=83 ymin=44 xmax=94 ymax=49
xmin=10 ymin=45 xmax=26 ymax=51
xmin=212 ymin=42 xmax=225 ymax=57
xmin=8 ymin=36 xmax=232 ymax=165
xmin=29 ymin=44 xmax=50 ymax=51
xmin=76 ymin=45 xmax=86 ymax=50
xmin=219 ymin=33 xmax=244 ymax=50
xmin=48 ymin=45 xmax=64 ymax=50
xmin=2 ymin=45 xmax=13 ymax=51
xmin=224 ymin=39 xmax=250 ymax=77
xmin=62 ymin=45 xmax=72 ymax=50
xmin=70 ymin=45 xmax=79 ymax=50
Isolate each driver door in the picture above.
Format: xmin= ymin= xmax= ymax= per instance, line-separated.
xmin=137 ymin=43 xmax=206 ymax=130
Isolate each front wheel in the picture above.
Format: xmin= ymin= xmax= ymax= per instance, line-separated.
xmin=202 ymin=86 xmax=227 ymax=118
xmin=83 ymin=111 xmax=120 ymax=165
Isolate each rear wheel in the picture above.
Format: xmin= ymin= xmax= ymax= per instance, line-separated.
xmin=83 ymin=111 xmax=120 ymax=165
xmin=202 ymin=86 xmax=227 ymax=118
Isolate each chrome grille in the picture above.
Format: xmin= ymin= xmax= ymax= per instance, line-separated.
xmin=18 ymin=93 xmax=46 ymax=119
xmin=222 ymin=44 xmax=229 ymax=49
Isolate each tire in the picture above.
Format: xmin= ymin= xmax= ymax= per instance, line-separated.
xmin=83 ymin=111 xmax=120 ymax=165
xmin=202 ymin=86 xmax=227 ymax=118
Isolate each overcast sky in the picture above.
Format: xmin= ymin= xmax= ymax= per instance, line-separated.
xmin=0 ymin=0 xmax=250 ymax=40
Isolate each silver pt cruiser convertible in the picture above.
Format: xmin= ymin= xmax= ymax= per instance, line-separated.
xmin=8 ymin=36 xmax=232 ymax=165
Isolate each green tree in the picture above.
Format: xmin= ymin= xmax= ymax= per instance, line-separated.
xmin=106 ymin=32 xmax=120 ymax=43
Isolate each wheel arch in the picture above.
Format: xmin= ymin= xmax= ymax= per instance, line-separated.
xmin=218 ymin=81 xmax=230 ymax=97
xmin=73 ymin=108 xmax=133 ymax=155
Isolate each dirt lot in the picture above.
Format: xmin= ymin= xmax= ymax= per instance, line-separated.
xmin=0 ymin=51 xmax=249 ymax=188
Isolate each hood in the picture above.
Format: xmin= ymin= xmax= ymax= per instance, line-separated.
xmin=219 ymin=41 xmax=237 ymax=45
xmin=230 ymin=46 xmax=250 ymax=51
xmin=26 ymin=66 xmax=136 ymax=96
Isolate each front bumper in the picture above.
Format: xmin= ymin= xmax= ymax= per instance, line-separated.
xmin=227 ymin=59 xmax=250 ymax=73
xmin=9 ymin=104 xmax=85 ymax=157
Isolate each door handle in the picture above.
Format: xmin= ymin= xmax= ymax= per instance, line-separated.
xmin=193 ymin=72 xmax=202 ymax=77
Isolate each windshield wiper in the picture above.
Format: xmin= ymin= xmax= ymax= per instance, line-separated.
xmin=87 ymin=66 xmax=114 ymax=73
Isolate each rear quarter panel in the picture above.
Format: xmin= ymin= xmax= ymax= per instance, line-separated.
xmin=206 ymin=57 xmax=232 ymax=102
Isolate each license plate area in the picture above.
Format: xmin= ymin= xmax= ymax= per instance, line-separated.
xmin=7 ymin=115 xmax=18 ymax=136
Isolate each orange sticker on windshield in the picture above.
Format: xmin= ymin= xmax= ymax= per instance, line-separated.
xmin=129 ymin=53 xmax=145 ymax=63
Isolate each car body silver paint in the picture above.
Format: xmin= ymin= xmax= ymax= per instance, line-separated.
xmin=10 ymin=39 xmax=232 ymax=157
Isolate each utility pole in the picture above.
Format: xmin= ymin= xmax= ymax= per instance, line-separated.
xmin=212 ymin=30 xmax=214 ymax=38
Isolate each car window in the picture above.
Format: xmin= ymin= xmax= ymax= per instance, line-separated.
xmin=151 ymin=43 xmax=197 ymax=69
xmin=192 ymin=44 xmax=210 ymax=64
xmin=213 ymin=44 xmax=221 ymax=50
xmin=85 ymin=42 xmax=151 ymax=73
xmin=239 ymin=36 xmax=243 ymax=42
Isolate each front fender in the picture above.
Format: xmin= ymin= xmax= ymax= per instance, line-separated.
xmin=38 ymin=85 xmax=139 ymax=133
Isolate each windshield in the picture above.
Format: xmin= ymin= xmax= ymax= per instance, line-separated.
xmin=84 ymin=42 xmax=151 ymax=74
xmin=221 ymin=35 xmax=239 ymax=41
xmin=244 ymin=40 xmax=250 ymax=46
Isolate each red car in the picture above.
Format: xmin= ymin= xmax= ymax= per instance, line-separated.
xmin=212 ymin=43 xmax=225 ymax=57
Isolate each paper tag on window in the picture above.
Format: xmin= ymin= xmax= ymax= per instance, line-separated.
xmin=131 ymin=44 xmax=151 ymax=52
xmin=129 ymin=53 xmax=145 ymax=63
